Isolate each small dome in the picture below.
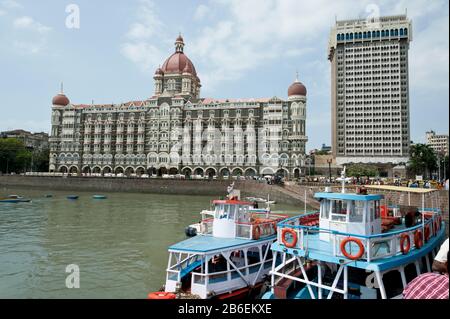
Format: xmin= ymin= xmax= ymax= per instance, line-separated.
xmin=154 ymin=67 xmax=164 ymax=76
xmin=288 ymin=80 xmax=307 ymax=96
xmin=52 ymin=93 xmax=70 ymax=106
xmin=176 ymin=34 xmax=184 ymax=42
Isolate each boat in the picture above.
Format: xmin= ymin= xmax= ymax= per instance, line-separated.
xmin=67 ymin=195 xmax=79 ymax=200
xmin=148 ymin=189 xmax=288 ymax=299
xmin=93 ymin=195 xmax=107 ymax=199
xmin=45 ymin=194 xmax=53 ymax=198
xmin=262 ymin=167 xmax=446 ymax=299
xmin=0 ymin=195 xmax=31 ymax=203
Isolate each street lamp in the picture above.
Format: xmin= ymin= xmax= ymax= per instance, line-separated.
xmin=327 ymin=158 xmax=332 ymax=182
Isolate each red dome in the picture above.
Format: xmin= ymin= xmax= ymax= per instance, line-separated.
xmin=161 ymin=52 xmax=197 ymax=76
xmin=288 ymin=80 xmax=307 ymax=96
xmin=52 ymin=93 xmax=70 ymax=106
xmin=154 ymin=67 xmax=164 ymax=76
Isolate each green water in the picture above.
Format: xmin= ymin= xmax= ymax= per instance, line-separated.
xmin=0 ymin=187 xmax=304 ymax=298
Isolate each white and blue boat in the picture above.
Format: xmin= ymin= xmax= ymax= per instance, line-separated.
xmin=149 ymin=194 xmax=288 ymax=299
xmin=262 ymin=168 xmax=446 ymax=299
xmin=0 ymin=195 xmax=31 ymax=203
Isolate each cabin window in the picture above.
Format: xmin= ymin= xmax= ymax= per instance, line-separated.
xmin=331 ymin=200 xmax=347 ymax=222
xmin=349 ymin=200 xmax=364 ymax=223
xmin=368 ymin=201 xmax=380 ymax=222
xmin=321 ymin=200 xmax=330 ymax=219
xmin=228 ymin=205 xmax=236 ymax=220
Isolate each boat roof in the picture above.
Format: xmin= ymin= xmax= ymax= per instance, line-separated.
xmin=364 ymin=185 xmax=438 ymax=194
xmin=314 ymin=192 xmax=384 ymax=201
xmin=169 ymin=234 xmax=274 ymax=254
xmin=212 ymin=200 xmax=253 ymax=206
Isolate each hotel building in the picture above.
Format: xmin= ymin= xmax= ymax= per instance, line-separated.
xmin=328 ymin=15 xmax=412 ymax=175
xmin=49 ymin=35 xmax=308 ymax=178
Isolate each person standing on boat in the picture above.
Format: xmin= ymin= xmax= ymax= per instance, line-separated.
xmin=403 ymin=251 xmax=449 ymax=299
xmin=433 ymin=238 xmax=449 ymax=274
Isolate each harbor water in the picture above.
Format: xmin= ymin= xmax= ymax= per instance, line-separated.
xmin=0 ymin=188 xmax=305 ymax=298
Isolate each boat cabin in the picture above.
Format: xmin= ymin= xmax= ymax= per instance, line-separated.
xmin=211 ymin=200 xmax=256 ymax=238
xmin=315 ymin=192 xmax=384 ymax=241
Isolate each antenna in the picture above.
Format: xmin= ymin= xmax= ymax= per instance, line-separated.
xmin=60 ymin=82 xmax=64 ymax=94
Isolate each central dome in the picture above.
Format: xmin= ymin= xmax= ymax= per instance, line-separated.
xmin=161 ymin=52 xmax=197 ymax=76
xmin=160 ymin=35 xmax=197 ymax=76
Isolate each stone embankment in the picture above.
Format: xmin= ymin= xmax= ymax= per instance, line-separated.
xmin=1 ymin=175 xmax=448 ymax=226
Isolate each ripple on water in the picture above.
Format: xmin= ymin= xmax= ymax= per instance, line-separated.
xmin=0 ymin=187 xmax=304 ymax=298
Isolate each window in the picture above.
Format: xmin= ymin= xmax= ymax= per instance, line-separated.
xmin=321 ymin=200 xmax=330 ymax=219
xmin=331 ymin=200 xmax=347 ymax=222
xmin=349 ymin=200 xmax=364 ymax=223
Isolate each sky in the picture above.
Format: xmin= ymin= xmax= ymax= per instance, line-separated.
xmin=0 ymin=0 xmax=448 ymax=151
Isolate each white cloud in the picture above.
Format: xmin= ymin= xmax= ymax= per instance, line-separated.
xmin=121 ymin=0 xmax=167 ymax=73
xmin=1 ymin=0 xmax=22 ymax=9
xmin=13 ymin=16 xmax=51 ymax=33
xmin=13 ymin=40 xmax=45 ymax=54
xmin=121 ymin=42 xmax=165 ymax=72
xmin=194 ymin=4 xmax=209 ymax=20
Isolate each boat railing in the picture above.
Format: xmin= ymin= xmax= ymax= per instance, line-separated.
xmin=191 ymin=257 xmax=273 ymax=287
xmin=236 ymin=213 xmax=288 ymax=240
xmin=277 ymin=210 xmax=444 ymax=262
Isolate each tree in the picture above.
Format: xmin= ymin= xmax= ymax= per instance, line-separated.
xmin=347 ymin=164 xmax=378 ymax=178
xmin=0 ymin=138 xmax=32 ymax=173
xmin=408 ymin=144 xmax=437 ymax=179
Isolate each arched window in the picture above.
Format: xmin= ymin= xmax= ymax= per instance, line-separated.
xmin=359 ymin=32 xmax=362 ymax=39
xmin=350 ymin=33 xmax=353 ymax=40
xmin=390 ymin=29 xmax=394 ymax=36
xmin=381 ymin=30 xmax=385 ymax=37
xmin=363 ymin=32 xmax=367 ymax=39
xmin=346 ymin=33 xmax=349 ymax=40
xmin=337 ymin=34 xmax=340 ymax=41
xmin=394 ymin=29 xmax=398 ymax=36
xmin=376 ymin=30 xmax=380 ymax=37
xmin=404 ymin=28 xmax=408 ymax=35
xmin=400 ymin=28 xmax=404 ymax=36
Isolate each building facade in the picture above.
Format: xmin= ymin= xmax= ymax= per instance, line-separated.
xmin=49 ymin=36 xmax=308 ymax=178
xmin=1 ymin=129 xmax=49 ymax=150
xmin=426 ymin=130 xmax=449 ymax=156
xmin=328 ymin=15 xmax=412 ymax=171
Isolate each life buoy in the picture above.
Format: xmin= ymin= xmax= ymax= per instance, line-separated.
xmin=399 ymin=234 xmax=411 ymax=254
xmin=414 ymin=229 xmax=423 ymax=249
xmin=281 ymin=228 xmax=298 ymax=248
xmin=147 ymin=291 xmax=176 ymax=299
xmin=253 ymin=225 xmax=261 ymax=240
xmin=424 ymin=224 xmax=431 ymax=242
xmin=340 ymin=237 xmax=365 ymax=260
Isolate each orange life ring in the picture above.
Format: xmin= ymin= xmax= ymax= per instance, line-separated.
xmin=253 ymin=225 xmax=261 ymax=240
xmin=424 ymin=224 xmax=431 ymax=242
xmin=414 ymin=229 xmax=423 ymax=249
xmin=281 ymin=228 xmax=298 ymax=248
xmin=147 ymin=291 xmax=176 ymax=299
xmin=399 ymin=234 xmax=411 ymax=254
xmin=340 ymin=237 xmax=365 ymax=260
